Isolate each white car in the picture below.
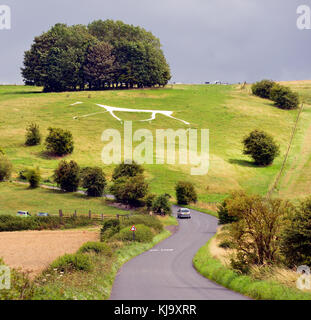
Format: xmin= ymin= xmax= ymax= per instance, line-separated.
xmin=16 ymin=211 xmax=31 ymax=217
xmin=177 ymin=208 xmax=191 ymax=219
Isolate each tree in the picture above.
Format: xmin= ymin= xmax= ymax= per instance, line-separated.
xmin=110 ymin=175 xmax=149 ymax=206
xmin=251 ymin=80 xmax=275 ymax=99
xmin=112 ymin=161 xmax=144 ymax=181
xmin=25 ymin=167 xmax=41 ymax=188
xmin=270 ymin=84 xmax=299 ymax=110
xmin=225 ymin=192 xmax=290 ymax=270
xmin=175 ymin=181 xmax=197 ymax=205
xmin=45 ymin=127 xmax=74 ymax=156
xmin=0 ymin=155 xmax=12 ymax=181
xmin=25 ymin=123 xmax=41 ymax=146
xmin=218 ymin=199 xmax=238 ymax=225
xmin=81 ymin=167 xmax=107 ymax=197
xmin=83 ymin=41 xmax=116 ymax=89
xmin=280 ymin=197 xmax=311 ymax=267
xmin=243 ymin=130 xmax=280 ymax=166
xmin=54 ymin=160 xmax=80 ymax=192
xmin=152 ymin=194 xmax=171 ymax=215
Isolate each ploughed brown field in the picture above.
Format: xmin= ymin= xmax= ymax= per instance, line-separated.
xmin=0 ymin=229 xmax=99 ymax=277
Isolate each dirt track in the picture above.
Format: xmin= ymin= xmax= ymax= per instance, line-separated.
xmin=0 ymin=229 xmax=99 ymax=277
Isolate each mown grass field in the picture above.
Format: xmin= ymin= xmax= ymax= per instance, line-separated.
xmin=1 ymin=81 xmax=311 ymax=213
xmin=0 ymin=182 xmax=125 ymax=216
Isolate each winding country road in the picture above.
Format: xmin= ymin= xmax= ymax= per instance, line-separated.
xmin=110 ymin=206 xmax=248 ymax=300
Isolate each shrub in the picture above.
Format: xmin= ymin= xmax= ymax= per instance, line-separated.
xmin=81 ymin=167 xmax=106 ymax=197
xmin=218 ymin=199 xmax=238 ymax=225
xmin=112 ymin=161 xmax=144 ymax=181
xmin=144 ymin=194 xmax=156 ymax=211
xmin=25 ymin=123 xmax=41 ymax=146
xmin=54 ymin=160 xmax=80 ymax=192
xmin=110 ymin=175 xmax=149 ymax=206
xmin=78 ymin=241 xmax=112 ymax=256
xmin=19 ymin=170 xmax=27 ymax=180
xmin=0 ymin=155 xmax=12 ymax=181
xmin=270 ymin=84 xmax=299 ymax=110
xmin=45 ymin=127 xmax=74 ymax=156
xmin=175 ymin=181 xmax=197 ymax=205
xmin=25 ymin=167 xmax=41 ymax=188
xmin=219 ymin=240 xmax=234 ymax=249
xmin=251 ymin=80 xmax=276 ymax=99
xmin=225 ymin=192 xmax=291 ymax=268
xmin=120 ymin=215 xmax=163 ymax=233
xmin=113 ymin=224 xmax=153 ymax=242
xmin=280 ymin=197 xmax=311 ymax=267
xmin=152 ymin=194 xmax=172 ymax=215
xmin=100 ymin=219 xmax=120 ymax=241
xmin=242 ymin=130 xmax=280 ymax=166
xmin=50 ymin=253 xmax=93 ymax=273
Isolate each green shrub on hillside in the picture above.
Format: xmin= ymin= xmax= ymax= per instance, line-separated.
xmin=54 ymin=160 xmax=80 ymax=192
xmin=0 ymin=155 xmax=12 ymax=182
xmin=112 ymin=161 xmax=144 ymax=181
xmin=100 ymin=219 xmax=121 ymax=241
xmin=243 ymin=130 xmax=280 ymax=166
xmin=110 ymin=175 xmax=149 ymax=206
xmin=218 ymin=200 xmax=238 ymax=225
xmin=270 ymin=84 xmax=299 ymax=110
xmin=152 ymin=194 xmax=172 ymax=215
xmin=78 ymin=241 xmax=113 ymax=256
xmin=81 ymin=167 xmax=106 ymax=197
xmin=50 ymin=253 xmax=93 ymax=273
xmin=120 ymin=215 xmax=163 ymax=233
xmin=280 ymin=197 xmax=311 ymax=267
xmin=25 ymin=123 xmax=41 ymax=146
xmin=45 ymin=127 xmax=74 ymax=156
xmin=113 ymin=224 xmax=153 ymax=243
xmin=175 ymin=181 xmax=197 ymax=205
xmin=251 ymin=80 xmax=276 ymax=99
xmin=25 ymin=167 xmax=41 ymax=188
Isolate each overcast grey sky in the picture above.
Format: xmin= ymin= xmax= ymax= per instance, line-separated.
xmin=0 ymin=0 xmax=310 ymax=84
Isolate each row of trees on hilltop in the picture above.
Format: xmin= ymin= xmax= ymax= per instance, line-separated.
xmin=22 ymin=20 xmax=171 ymax=92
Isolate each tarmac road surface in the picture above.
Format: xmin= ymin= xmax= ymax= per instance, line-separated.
xmin=110 ymin=206 xmax=249 ymax=300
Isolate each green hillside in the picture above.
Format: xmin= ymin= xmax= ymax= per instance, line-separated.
xmin=1 ymin=82 xmax=311 ymax=209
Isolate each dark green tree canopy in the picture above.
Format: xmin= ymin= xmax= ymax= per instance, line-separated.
xmin=22 ymin=20 xmax=171 ymax=92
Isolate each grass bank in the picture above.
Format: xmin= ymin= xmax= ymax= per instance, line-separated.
xmin=193 ymin=237 xmax=311 ymax=300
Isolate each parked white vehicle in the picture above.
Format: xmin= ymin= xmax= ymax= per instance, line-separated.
xmin=16 ymin=211 xmax=31 ymax=217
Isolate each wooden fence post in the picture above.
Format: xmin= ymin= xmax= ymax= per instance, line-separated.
xmin=117 ymin=214 xmax=119 ymax=220
xmin=74 ymin=210 xmax=77 ymax=218
xmin=101 ymin=214 xmax=104 ymax=221
xmin=89 ymin=210 xmax=92 ymax=219
xmin=59 ymin=209 xmax=63 ymax=218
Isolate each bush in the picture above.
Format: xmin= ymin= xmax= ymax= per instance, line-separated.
xmin=25 ymin=167 xmax=41 ymax=188
xmin=218 ymin=240 xmax=234 ymax=249
xmin=81 ymin=167 xmax=106 ymax=197
xmin=50 ymin=253 xmax=93 ymax=273
xmin=45 ymin=127 xmax=74 ymax=156
xmin=243 ymin=130 xmax=280 ymax=166
xmin=175 ymin=181 xmax=197 ymax=205
xmin=280 ymin=197 xmax=311 ymax=267
xmin=218 ymin=200 xmax=238 ymax=225
xmin=0 ymin=155 xmax=12 ymax=181
xmin=112 ymin=161 xmax=144 ymax=181
xmin=152 ymin=194 xmax=172 ymax=215
xmin=144 ymin=194 xmax=156 ymax=211
xmin=110 ymin=175 xmax=149 ymax=206
xmin=100 ymin=219 xmax=120 ymax=241
xmin=225 ymin=192 xmax=290 ymax=268
xmin=19 ymin=170 xmax=27 ymax=180
xmin=113 ymin=224 xmax=153 ymax=242
xmin=54 ymin=160 xmax=80 ymax=192
xmin=120 ymin=215 xmax=163 ymax=233
xmin=78 ymin=241 xmax=112 ymax=256
xmin=251 ymin=80 xmax=276 ymax=99
xmin=25 ymin=123 xmax=41 ymax=146
xmin=270 ymin=84 xmax=299 ymax=110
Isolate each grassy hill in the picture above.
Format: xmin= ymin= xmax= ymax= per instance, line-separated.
xmin=1 ymin=82 xmax=311 ymax=212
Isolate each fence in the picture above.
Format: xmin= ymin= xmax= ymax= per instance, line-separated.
xmin=55 ymin=209 xmax=132 ymax=222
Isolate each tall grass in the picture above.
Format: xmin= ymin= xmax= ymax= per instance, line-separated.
xmin=193 ymin=238 xmax=311 ymax=300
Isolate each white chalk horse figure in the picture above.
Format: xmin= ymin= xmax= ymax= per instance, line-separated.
xmin=72 ymin=102 xmax=190 ymax=125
